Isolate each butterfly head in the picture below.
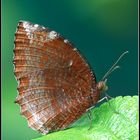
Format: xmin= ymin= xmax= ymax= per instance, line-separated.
xmin=97 ymin=79 xmax=108 ymax=93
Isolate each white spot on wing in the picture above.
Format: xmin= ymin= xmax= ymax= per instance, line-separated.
xmin=64 ymin=39 xmax=69 ymax=43
xmin=22 ymin=21 xmax=45 ymax=39
xmin=47 ymin=31 xmax=58 ymax=40
xmin=62 ymin=89 xmax=65 ymax=92
xmin=34 ymin=24 xmax=39 ymax=28
xmin=69 ymin=60 xmax=73 ymax=66
xmin=73 ymin=48 xmax=77 ymax=51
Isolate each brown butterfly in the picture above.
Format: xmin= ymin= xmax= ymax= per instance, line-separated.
xmin=13 ymin=21 xmax=128 ymax=134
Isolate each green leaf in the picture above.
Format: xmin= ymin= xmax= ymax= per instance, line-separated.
xmin=32 ymin=96 xmax=138 ymax=140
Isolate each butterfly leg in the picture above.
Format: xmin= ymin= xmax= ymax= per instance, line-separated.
xmin=87 ymin=109 xmax=92 ymax=130
xmin=105 ymin=92 xmax=113 ymax=99
xmin=98 ymin=93 xmax=119 ymax=114
xmin=86 ymin=106 xmax=95 ymax=130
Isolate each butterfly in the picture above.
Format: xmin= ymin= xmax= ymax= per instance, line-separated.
xmin=13 ymin=21 xmax=128 ymax=134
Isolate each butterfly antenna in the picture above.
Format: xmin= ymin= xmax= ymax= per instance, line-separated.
xmin=102 ymin=51 xmax=129 ymax=80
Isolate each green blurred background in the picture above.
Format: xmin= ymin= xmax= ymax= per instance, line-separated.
xmin=2 ymin=0 xmax=138 ymax=140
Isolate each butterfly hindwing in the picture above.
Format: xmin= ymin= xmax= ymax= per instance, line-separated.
xmin=14 ymin=21 xmax=97 ymax=134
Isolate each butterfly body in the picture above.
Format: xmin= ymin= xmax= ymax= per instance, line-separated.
xmin=14 ymin=21 xmax=105 ymax=134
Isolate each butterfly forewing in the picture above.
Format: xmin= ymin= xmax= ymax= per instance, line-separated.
xmin=14 ymin=21 xmax=97 ymax=134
